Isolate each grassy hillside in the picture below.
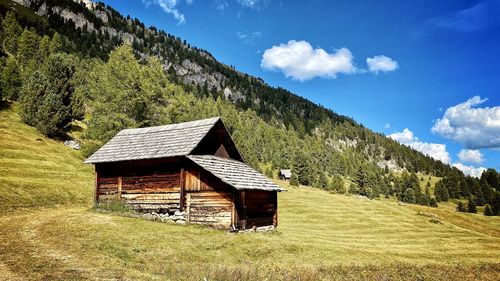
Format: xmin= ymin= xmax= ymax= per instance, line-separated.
xmin=0 ymin=106 xmax=499 ymax=280
xmin=0 ymin=104 xmax=93 ymax=211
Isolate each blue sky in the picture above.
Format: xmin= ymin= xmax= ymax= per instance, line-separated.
xmin=101 ymin=0 xmax=500 ymax=175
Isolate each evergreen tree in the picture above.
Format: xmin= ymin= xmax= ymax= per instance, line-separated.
xmin=17 ymin=28 xmax=40 ymax=72
xmin=292 ymin=150 xmax=314 ymax=186
xmin=1 ymin=12 xmax=22 ymax=55
xmin=492 ymin=192 xmax=500 ymax=216
xmin=290 ymin=173 xmax=299 ymax=187
xmin=435 ymin=181 xmax=449 ymax=202
xmin=467 ymin=199 xmax=477 ymax=213
xmin=317 ymin=172 xmax=329 ymax=189
xmin=484 ymin=204 xmax=493 ymax=216
xmin=20 ymin=53 xmax=80 ymax=136
xmin=402 ymin=188 xmax=415 ymax=203
xmin=0 ymin=56 xmax=21 ymax=100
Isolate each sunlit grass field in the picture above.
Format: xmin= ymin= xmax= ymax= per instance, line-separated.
xmin=1 ymin=105 xmax=499 ymax=280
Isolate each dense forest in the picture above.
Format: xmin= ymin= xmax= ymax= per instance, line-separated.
xmin=0 ymin=0 xmax=499 ymax=215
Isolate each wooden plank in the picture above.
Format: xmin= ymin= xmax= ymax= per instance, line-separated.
xmin=94 ymin=169 xmax=99 ymax=206
xmin=180 ymin=168 xmax=185 ymax=211
xmin=273 ymin=191 xmax=278 ymax=227
xmin=187 ymin=193 xmax=191 ymax=223
xmin=118 ymin=176 xmax=122 ymax=198
xmin=120 ymin=193 xmax=180 ymax=200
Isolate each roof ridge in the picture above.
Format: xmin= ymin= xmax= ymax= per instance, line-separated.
xmin=119 ymin=117 xmax=220 ymax=136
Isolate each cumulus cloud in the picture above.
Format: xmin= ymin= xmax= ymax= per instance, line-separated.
xmin=452 ymin=163 xmax=486 ymax=178
xmin=143 ymin=0 xmax=192 ymax=24
xmin=458 ymin=149 xmax=484 ymax=164
xmin=432 ymin=96 xmax=500 ymax=149
xmin=428 ymin=0 xmax=500 ymax=32
xmin=236 ymin=31 xmax=262 ymax=45
xmin=388 ymin=128 xmax=451 ymax=164
xmin=261 ymin=40 xmax=356 ymax=81
xmin=366 ymin=55 xmax=399 ymax=73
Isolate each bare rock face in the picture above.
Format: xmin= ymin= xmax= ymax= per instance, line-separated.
xmin=12 ymin=0 xmax=31 ymax=6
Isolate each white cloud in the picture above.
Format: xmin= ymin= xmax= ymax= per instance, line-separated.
xmin=458 ymin=149 xmax=484 ymax=163
xmin=237 ymin=0 xmax=264 ymax=9
xmin=261 ymin=40 xmax=356 ymax=81
xmin=236 ymin=31 xmax=262 ymax=45
xmin=432 ymin=96 xmax=500 ymax=149
xmin=384 ymin=123 xmax=391 ymax=129
xmin=366 ymin=55 xmax=399 ymax=73
xmin=452 ymin=163 xmax=486 ymax=178
xmin=389 ymin=128 xmax=451 ymax=164
xmin=143 ymin=0 xmax=192 ymax=24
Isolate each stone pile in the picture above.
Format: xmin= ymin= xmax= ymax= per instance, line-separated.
xmin=142 ymin=210 xmax=186 ymax=224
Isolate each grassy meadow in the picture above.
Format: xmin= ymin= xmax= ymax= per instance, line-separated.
xmin=1 ymin=106 xmax=499 ymax=280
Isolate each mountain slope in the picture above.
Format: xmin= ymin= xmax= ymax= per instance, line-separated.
xmin=0 ymin=104 xmax=93 ymax=211
xmin=2 ymin=0 xmax=455 ymax=177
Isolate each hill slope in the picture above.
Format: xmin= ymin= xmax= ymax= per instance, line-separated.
xmin=0 ymin=104 xmax=93 ymax=211
xmin=0 ymin=185 xmax=498 ymax=280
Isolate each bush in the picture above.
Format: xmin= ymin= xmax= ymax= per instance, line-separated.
xmin=429 ymin=198 xmax=438 ymax=207
xmin=457 ymin=201 xmax=466 ymax=212
xmin=330 ymin=175 xmax=346 ymax=194
xmin=95 ymin=198 xmax=132 ymax=213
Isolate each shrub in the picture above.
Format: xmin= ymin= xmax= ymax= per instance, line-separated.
xmin=429 ymin=198 xmax=438 ymax=208
xmin=457 ymin=202 xmax=466 ymax=212
xmin=330 ymin=175 xmax=346 ymax=194
xmin=95 ymin=198 xmax=132 ymax=213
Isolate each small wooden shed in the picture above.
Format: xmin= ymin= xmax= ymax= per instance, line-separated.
xmin=279 ymin=169 xmax=292 ymax=181
xmin=85 ymin=117 xmax=284 ymax=229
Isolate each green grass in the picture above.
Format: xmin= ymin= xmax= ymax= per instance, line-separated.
xmin=0 ymin=104 xmax=94 ymax=211
xmin=0 ymin=106 xmax=499 ymax=280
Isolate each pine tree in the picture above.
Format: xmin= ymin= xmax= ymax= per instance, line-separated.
xmin=402 ymin=188 xmax=415 ymax=204
xmin=0 ymin=56 xmax=21 ymax=100
xmin=484 ymin=204 xmax=493 ymax=216
xmin=290 ymin=173 xmax=299 ymax=187
xmin=467 ymin=199 xmax=477 ymax=213
xmin=1 ymin=12 xmax=22 ymax=55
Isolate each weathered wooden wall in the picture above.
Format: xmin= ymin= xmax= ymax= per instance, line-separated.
xmin=94 ymin=158 xmax=278 ymax=229
xmin=184 ymin=166 xmax=233 ymax=227
xmin=95 ymin=159 xmax=182 ymax=211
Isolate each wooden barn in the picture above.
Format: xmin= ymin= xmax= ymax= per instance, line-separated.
xmin=85 ymin=117 xmax=284 ymax=230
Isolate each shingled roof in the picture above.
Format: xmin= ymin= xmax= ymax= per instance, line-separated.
xmin=188 ymin=155 xmax=285 ymax=192
xmin=85 ymin=117 xmax=221 ymax=164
